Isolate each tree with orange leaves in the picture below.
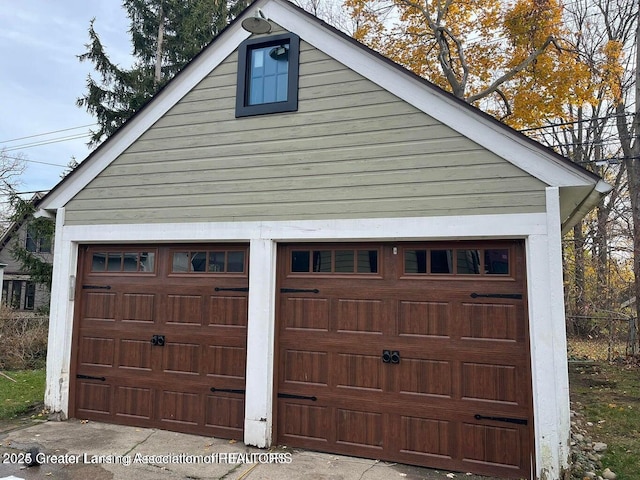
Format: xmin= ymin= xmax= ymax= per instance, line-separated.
xmin=344 ymin=0 xmax=594 ymax=128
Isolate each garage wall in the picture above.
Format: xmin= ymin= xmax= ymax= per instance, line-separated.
xmin=64 ymin=37 xmax=547 ymax=225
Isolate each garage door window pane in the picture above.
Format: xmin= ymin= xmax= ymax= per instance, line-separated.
xmin=292 ymin=251 xmax=310 ymax=272
xmin=123 ymin=253 xmax=138 ymax=271
xmin=335 ymin=250 xmax=354 ymax=272
xmin=485 ymin=249 xmax=509 ymax=274
xmin=227 ymin=251 xmax=245 ymax=272
xmin=173 ymin=252 xmax=189 ymax=272
xmin=107 ymin=253 xmax=123 ymax=271
xmin=191 ymin=252 xmax=207 ymax=272
xmin=357 ymin=250 xmax=378 ymax=273
xmin=431 ymin=250 xmax=452 ymax=273
xmin=312 ymin=251 xmax=331 ymax=272
xmin=209 ymin=252 xmax=226 ymax=272
xmin=92 ymin=253 xmax=107 ymax=271
xmin=405 ymin=250 xmax=427 ymax=274
xmin=457 ymin=249 xmax=481 ymax=274
xmin=140 ymin=252 xmax=155 ymax=272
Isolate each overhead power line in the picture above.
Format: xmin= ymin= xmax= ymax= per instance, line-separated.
xmin=0 ymin=124 xmax=96 ymax=144
xmin=0 ymin=152 xmax=69 ymax=168
xmin=518 ymin=113 xmax=636 ymax=132
xmin=2 ymin=133 xmax=91 ymax=153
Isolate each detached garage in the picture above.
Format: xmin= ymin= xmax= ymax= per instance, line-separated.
xmin=38 ymin=0 xmax=610 ymax=478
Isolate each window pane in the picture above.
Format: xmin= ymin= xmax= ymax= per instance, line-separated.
xmin=25 ymin=282 xmax=36 ymax=310
xmin=140 ymin=252 xmax=155 ymax=272
xmin=485 ymin=249 xmax=509 ymax=274
xmin=191 ymin=252 xmax=207 ymax=272
xmin=457 ymin=249 xmax=481 ymax=274
xmin=208 ymin=251 xmax=226 ymax=272
xmin=39 ymin=235 xmax=52 ymax=253
xmin=92 ymin=253 xmax=107 ymax=271
xmin=106 ymin=253 xmax=123 ymax=272
xmin=405 ymin=250 xmax=427 ymax=274
xmin=312 ymin=250 xmax=331 ymax=272
xmin=291 ymin=251 xmax=310 ymax=272
xmin=123 ymin=253 xmax=138 ymax=271
xmin=25 ymin=227 xmax=37 ymax=252
xmin=357 ymin=250 xmax=378 ymax=273
xmin=173 ymin=252 xmax=189 ymax=272
xmin=431 ymin=250 xmax=453 ymax=273
xmin=248 ymin=44 xmax=289 ymax=106
xmin=227 ymin=251 xmax=245 ymax=273
xmin=335 ymin=250 xmax=354 ymax=273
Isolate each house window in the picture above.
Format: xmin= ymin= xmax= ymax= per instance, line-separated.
xmin=25 ymin=225 xmax=52 ymax=253
xmin=235 ymin=33 xmax=300 ymax=117
xmin=24 ymin=282 xmax=36 ymax=310
xmin=9 ymin=280 xmax=23 ymax=309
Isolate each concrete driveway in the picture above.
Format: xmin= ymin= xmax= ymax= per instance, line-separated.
xmin=0 ymin=420 xmax=502 ymax=480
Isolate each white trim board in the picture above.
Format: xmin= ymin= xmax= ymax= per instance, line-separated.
xmin=57 ymin=213 xmax=548 ymax=244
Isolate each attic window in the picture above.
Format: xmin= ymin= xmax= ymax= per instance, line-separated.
xmin=26 ymin=225 xmax=51 ymax=253
xmin=235 ymin=33 xmax=300 ymax=117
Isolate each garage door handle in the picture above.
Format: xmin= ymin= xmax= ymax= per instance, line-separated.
xmin=151 ymin=335 xmax=165 ymax=346
xmin=382 ymin=350 xmax=400 ymax=364
xmin=390 ymin=350 xmax=400 ymax=364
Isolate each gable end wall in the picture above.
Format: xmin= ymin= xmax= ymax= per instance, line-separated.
xmin=64 ymin=40 xmax=547 ymax=225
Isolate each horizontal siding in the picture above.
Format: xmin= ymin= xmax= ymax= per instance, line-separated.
xmin=65 ymin=39 xmax=547 ymax=225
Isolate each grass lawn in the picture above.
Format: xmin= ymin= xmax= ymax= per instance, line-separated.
xmin=568 ymin=341 xmax=640 ymax=479
xmin=0 ymin=369 xmax=46 ymax=419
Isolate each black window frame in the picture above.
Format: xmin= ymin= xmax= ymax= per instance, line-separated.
xmin=235 ymin=33 xmax=300 ymax=117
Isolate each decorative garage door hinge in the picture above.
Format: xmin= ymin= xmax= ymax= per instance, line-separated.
xmin=210 ymin=387 xmax=246 ymax=395
xmin=76 ymin=374 xmax=106 ymax=381
xmin=278 ymin=392 xmax=317 ymax=401
xmin=82 ymin=285 xmax=112 ymax=290
xmin=470 ymin=293 xmax=522 ymax=299
xmin=280 ymin=288 xmax=320 ymax=294
xmin=214 ymin=287 xmax=249 ymax=292
xmin=474 ymin=414 xmax=528 ymax=425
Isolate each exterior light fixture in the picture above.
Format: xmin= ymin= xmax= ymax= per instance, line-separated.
xmin=241 ymin=9 xmax=272 ymax=34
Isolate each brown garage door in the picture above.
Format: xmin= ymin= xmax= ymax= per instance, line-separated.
xmin=71 ymin=244 xmax=248 ymax=439
xmin=276 ymin=241 xmax=533 ymax=479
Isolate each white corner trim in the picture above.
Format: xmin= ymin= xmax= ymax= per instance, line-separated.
xmin=45 ymin=207 xmax=77 ymax=414
xmin=526 ymin=187 xmax=571 ymax=479
xmin=244 ymin=239 xmax=277 ymax=448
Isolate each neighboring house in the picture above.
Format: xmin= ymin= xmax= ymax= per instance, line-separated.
xmin=0 ymin=193 xmax=52 ymax=311
xmin=36 ymin=1 xmax=611 ymax=479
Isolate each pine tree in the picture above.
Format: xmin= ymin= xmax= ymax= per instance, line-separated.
xmin=77 ymin=0 xmax=248 ymax=146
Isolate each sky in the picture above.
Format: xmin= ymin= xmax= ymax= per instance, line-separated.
xmin=0 ymin=1 xmax=134 ymax=197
